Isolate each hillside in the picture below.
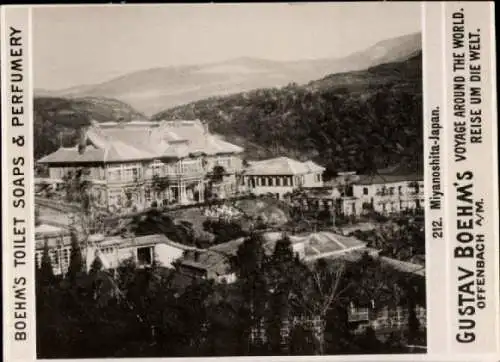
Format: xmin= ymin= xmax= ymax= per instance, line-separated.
xmin=34 ymin=96 xmax=147 ymax=160
xmin=152 ymin=53 xmax=423 ymax=176
xmin=37 ymin=33 xmax=421 ymax=116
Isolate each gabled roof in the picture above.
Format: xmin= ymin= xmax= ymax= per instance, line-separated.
xmin=356 ymin=173 xmax=422 ymax=185
xmin=379 ymin=256 xmax=425 ymax=277
xmin=245 ymin=157 xmax=325 ymax=176
xmin=178 ymin=230 xmax=366 ymax=275
xmin=37 ymin=146 xmax=106 ymax=164
xmin=356 ymin=163 xmax=423 ymax=185
xmin=37 ymin=119 xmax=243 ymax=164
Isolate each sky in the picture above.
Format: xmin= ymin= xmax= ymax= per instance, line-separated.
xmin=33 ymin=3 xmax=421 ymax=90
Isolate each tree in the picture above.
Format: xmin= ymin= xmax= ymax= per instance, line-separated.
xmin=290 ymin=259 xmax=351 ymax=354
xmin=39 ymin=238 xmax=55 ymax=286
xmin=355 ymin=326 xmax=383 ymax=353
xmin=90 ymin=254 xmax=104 ymax=274
xmin=211 ymin=165 xmax=226 ymax=184
xmin=151 ymin=174 xmax=170 ymax=199
xmin=67 ymin=230 xmax=84 ymax=281
xmin=289 ymin=324 xmax=317 ymax=355
xmin=35 ymin=206 xmax=42 ymax=227
xmin=264 ymin=235 xmax=297 ymax=353
xmin=231 ymin=233 xmax=269 ymax=352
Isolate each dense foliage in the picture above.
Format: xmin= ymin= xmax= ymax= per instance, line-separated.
xmin=37 ymin=233 xmax=426 ymax=358
xmin=153 ymin=54 xmax=422 ymax=176
xmin=352 ymin=217 xmax=425 ymax=262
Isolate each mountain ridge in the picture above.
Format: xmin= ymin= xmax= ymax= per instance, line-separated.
xmin=151 ymin=52 xmax=423 ymax=175
xmin=36 ymin=32 xmax=421 ymax=116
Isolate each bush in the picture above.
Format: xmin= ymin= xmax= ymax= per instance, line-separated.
xmin=203 ymin=219 xmax=247 ymax=245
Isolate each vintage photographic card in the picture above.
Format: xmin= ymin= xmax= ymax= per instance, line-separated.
xmin=1 ymin=2 xmax=498 ymax=361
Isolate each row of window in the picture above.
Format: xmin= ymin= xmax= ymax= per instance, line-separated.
xmin=245 ymin=175 xmax=299 ymax=187
xmin=349 ymin=307 xmax=426 ymax=322
xmin=361 ymin=182 xmax=424 ymax=196
xmin=377 ymin=199 xmax=423 ymax=211
xmin=35 ymin=247 xmax=71 ymax=269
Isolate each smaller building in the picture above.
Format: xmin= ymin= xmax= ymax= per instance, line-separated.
xmin=241 ymin=157 xmax=325 ymax=200
xmin=348 ymin=303 xmax=426 ymax=337
xmin=35 ymin=224 xmax=73 ymax=275
xmin=289 ymin=166 xmax=424 ymax=218
xmin=35 ymin=224 xmax=190 ymax=276
xmin=176 ymin=230 xmax=366 ymax=283
xmin=353 ymin=172 xmax=424 ymax=215
xmin=289 ymin=186 xmax=360 ymax=218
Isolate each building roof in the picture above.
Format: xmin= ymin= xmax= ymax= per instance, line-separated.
xmin=294 ymin=232 xmax=366 ymax=260
xmin=356 ymin=163 xmax=423 ymax=185
xmin=356 ymin=173 xmax=422 ymax=185
xmin=37 ymin=119 xmax=243 ymax=164
xmin=245 ymin=157 xmax=325 ymax=176
xmin=180 ymin=250 xmax=231 ymax=277
xmin=35 ymin=224 xmax=70 ymax=239
xmin=379 ymin=256 xmax=425 ymax=277
xmin=35 ymin=231 xmax=175 ymax=251
xmin=178 ymin=230 xmax=366 ymax=275
xmin=37 ymin=146 xmax=107 ymax=164
xmin=328 ymin=249 xmax=425 ymax=278
xmin=290 ymin=186 xmax=341 ymax=199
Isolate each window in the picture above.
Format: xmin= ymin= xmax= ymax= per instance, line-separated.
xmin=261 ymin=177 xmax=267 ymax=186
xmin=151 ymin=160 xmax=163 ymax=176
xmin=283 ymin=177 xmax=289 ymax=186
xmin=51 ymin=250 xmax=59 ymax=267
xmin=63 ymin=248 xmax=69 ymax=266
xmin=276 ymin=177 xmax=281 ymax=186
xmin=108 ymin=169 xmax=121 ymax=181
xmin=181 ymin=159 xmax=201 ymax=174
xmin=268 ymin=177 xmax=274 ymax=187
xmin=121 ymin=163 xmax=141 ymax=181
xmin=398 ymin=186 xmax=403 ymax=195
xmin=363 ymin=187 xmax=369 ymax=195
xmin=137 ymin=246 xmax=153 ymax=266
xmin=349 ymin=307 xmax=369 ymax=322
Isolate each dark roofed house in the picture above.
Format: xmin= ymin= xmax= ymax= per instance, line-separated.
xmin=176 ymin=230 xmax=367 ymax=283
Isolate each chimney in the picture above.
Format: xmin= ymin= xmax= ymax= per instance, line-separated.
xmin=78 ymin=127 xmax=88 ymax=154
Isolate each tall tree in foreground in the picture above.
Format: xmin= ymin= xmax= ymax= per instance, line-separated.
xmin=265 ymin=235 xmax=297 ymax=354
xmin=231 ymin=232 xmax=268 ymax=353
xmin=39 ymin=237 xmax=55 ymax=286
xmin=67 ymin=229 xmax=84 ymax=282
xmin=291 ymin=259 xmax=351 ymax=355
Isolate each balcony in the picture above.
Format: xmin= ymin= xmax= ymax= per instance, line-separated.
xmin=163 ymin=169 xmax=206 ymax=180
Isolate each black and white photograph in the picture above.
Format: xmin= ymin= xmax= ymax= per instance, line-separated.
xmin=32 ymin=3 xmax=426 ymax=358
